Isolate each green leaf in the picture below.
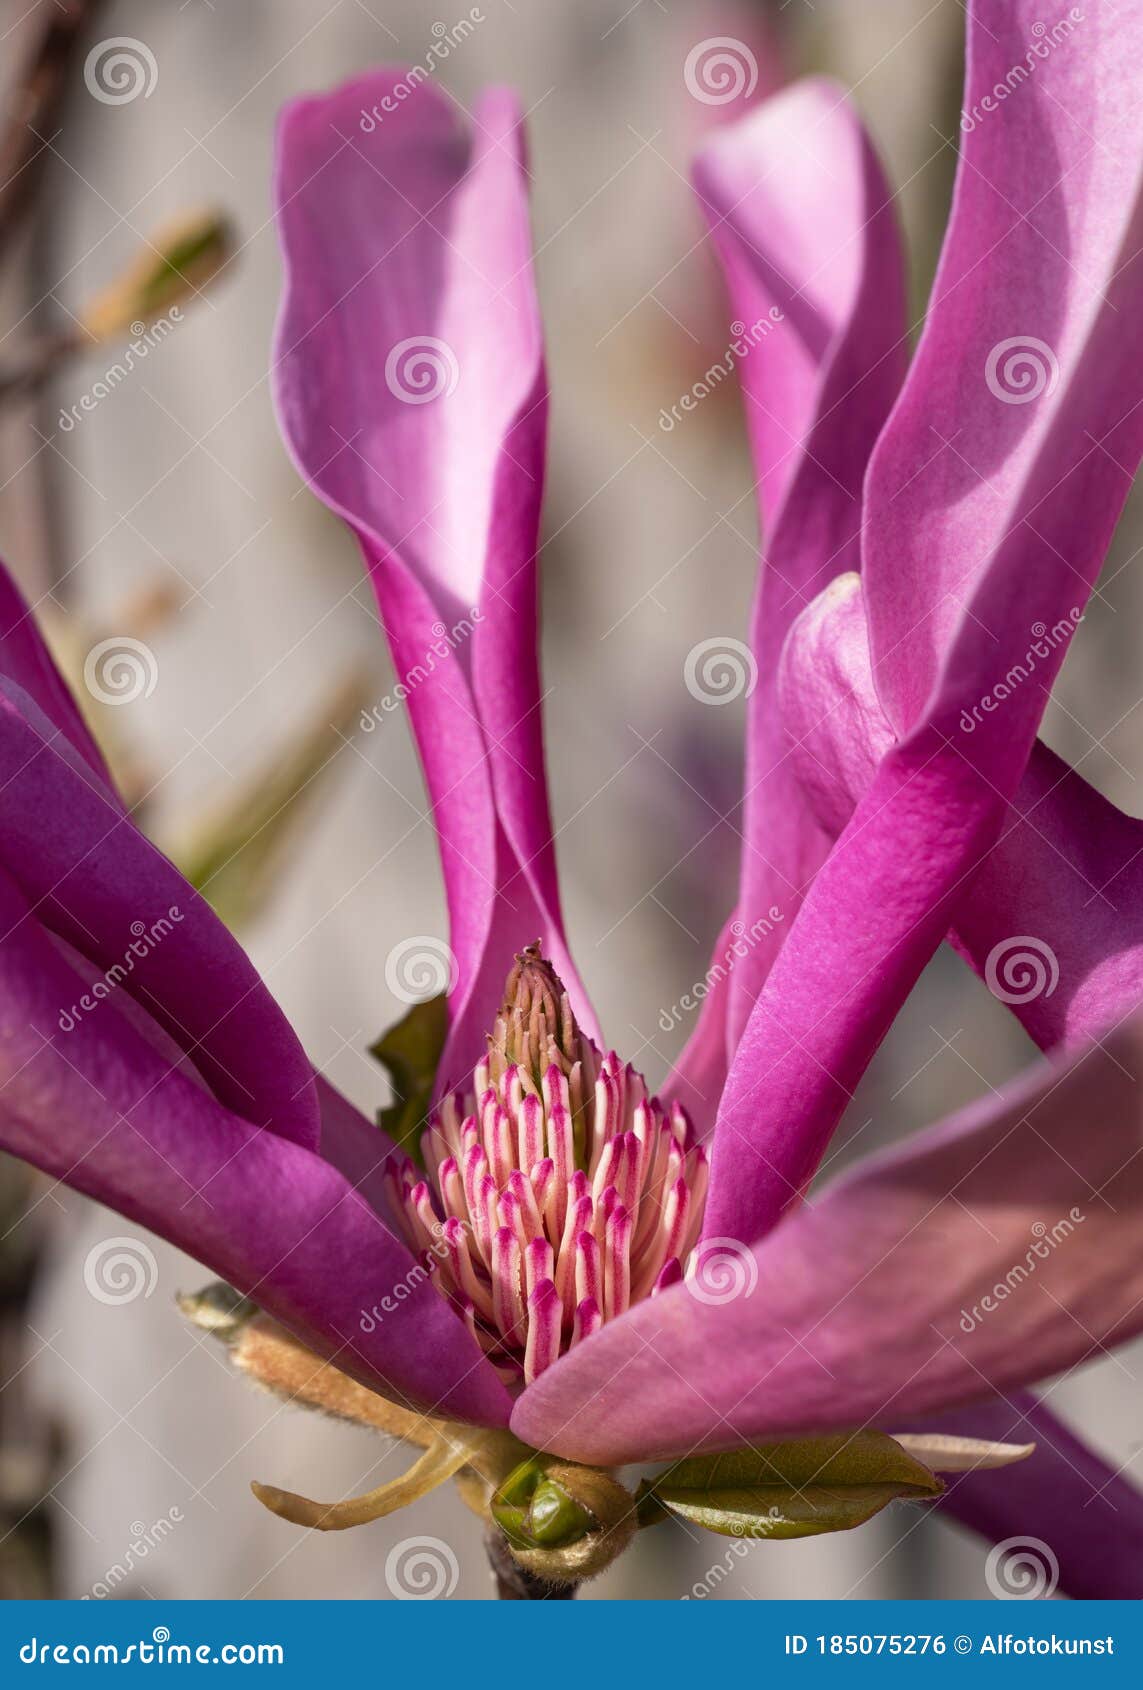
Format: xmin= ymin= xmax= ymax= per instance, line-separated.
xmin=651 ymin=1483 xmax=931 ymax=1540
xmin=82 ymin=210 xmax=235 ymax=343
xmin=641 ymin=1432 xmax=942 ymax=1542
xmin=136 ymin=216 xmax=233 ymax=316
xmin=370 ymin=994 xmax=449 ymax=1158
xmin=659 ymin=1431 xmax=942 ymax=1493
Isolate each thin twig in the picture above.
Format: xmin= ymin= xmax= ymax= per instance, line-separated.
xmin=0 ymin=329 xmax=82 ymax=403
xmin=0 ymin=0 xmax=107 ymax=265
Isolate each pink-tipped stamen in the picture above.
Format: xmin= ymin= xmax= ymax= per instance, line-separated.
xmin=524 ymin=1279 xmax=562 ymax=1384
xmin=571 ymin=1296 xmax=601 ymax=1348
xmin=388 ymin=944 xmax=707 ymax=1390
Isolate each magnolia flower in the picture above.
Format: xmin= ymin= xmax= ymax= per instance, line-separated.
xmin=2 ymin=0 xmax=1143 ymax=1597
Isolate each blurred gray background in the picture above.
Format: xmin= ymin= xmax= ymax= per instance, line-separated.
xmin=0 ymin=0 xmax=1139 ymax=1600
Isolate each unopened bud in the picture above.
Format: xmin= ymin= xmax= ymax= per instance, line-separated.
xmin=176 ymin=1280 xmax=256 ymax=1340
xmin=81 ymin=209 xmax=234 ymax=342
xmin=491 ymin=1456 xmax=636 ymax=1584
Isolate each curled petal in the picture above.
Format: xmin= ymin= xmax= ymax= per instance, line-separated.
xmin=701 ymin=0 xmax=1143 ymax=1237
xmin=273 ymin=73 xmax=593 ymax=1085
xmin=779 ymin=573 xmax=1143 ymax=1049
xmin=864 ymin=0 xmax=1143 ymax=788
xmin=689 ymin=80 xmax=906 ymax=1055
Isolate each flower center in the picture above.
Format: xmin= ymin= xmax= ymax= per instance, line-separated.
xmin=386 ymin=944 xmax=707 ymax=1386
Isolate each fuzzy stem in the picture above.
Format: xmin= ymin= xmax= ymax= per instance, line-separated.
xmin=484 ymin=1526 xmax=579 ymax=1600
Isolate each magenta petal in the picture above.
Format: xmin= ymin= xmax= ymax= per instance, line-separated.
xmin=775 ymin=573 xmax=893 ymax=837
xmin=314 ymin=1072 xmax=400 ymax=1227
xmin=693 ymin=80 xmax=906 ymax=1048
xmin=0 ymin=869 xmax=510 ymax=1426
xmin=0 ymin=560 xmax=117 ymax=793
xmin=513 ymin=1017 xmax=1143 ymax=1463
xmin=702 ymin=732 xmax=1002 ymax=1242
xmin=702 ymin=0 xmax=1143 ymax=1238
xmin=864 ymin=0 xmax=1143 ymax=787
xmin=952 ymin=749 xmax=1143 ymax=1045
xmin=926 ymin=1394 xmax=1143 ymax=1601
xmin=0 ymin=681 xmax=319 ymax=1148
xmin=779 ymin=574 xmax=1143 ymax=1049
xmin=666 ymin=911 xmax=742 ymax=1140
xmin=273 ymin=73 xmax=593 ymax=1083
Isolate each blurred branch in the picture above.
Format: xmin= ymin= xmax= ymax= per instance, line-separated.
xmin=0 ymin=208 xmax=235 ymax=406
xmin=0 ymin=327 xmax=78 ymax=404
xmin=173 ymin=668 xmax=374 ymax=932
xmin=0 ymin=0 xmax=106 ymax=265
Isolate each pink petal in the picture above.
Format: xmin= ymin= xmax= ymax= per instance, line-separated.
xmin=0 ymin=867 xmax=510 ymax=1426
xmin=779 ymin=573 xmax=1143 ymax=1050
xmin=690 ymin=80 xmax=906 ymax=1053
xmin=702 ymin=729 xmax=1003 ymax=1241
xmin=0 ymin=679 xmax=319 ymax=1149
xmin=864 ymin=0 xmax=1143 ymax=785
xmin=273 ymin=73 xmax=593 ymax=1084
xmin=513 ymin=1013 xmax=1143 ymax=1463
xmin=952 ymin=749 xmax=1143 ymax=1045
xmin=0 ymin=560 xmax=117 ymax=794
xmin=701 ymin=2 xmax=1143 ymax=1240
xmin=313 ymin=1072 xmax=400 ymax=1227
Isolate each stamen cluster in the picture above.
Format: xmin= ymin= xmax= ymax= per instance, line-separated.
xmin=387 ymin=946 xmax=707 ymax=1385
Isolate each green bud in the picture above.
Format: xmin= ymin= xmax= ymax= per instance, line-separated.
xmin=176 ymin=1281 xmax=257 ymax=1341
xmin=490 ymin=1456 xmax=636 ymax=1585
xmin=82 ymin=210 xmax=235 ymax=343
xmin=528 ymin=1478 xmax=594 ymax=1547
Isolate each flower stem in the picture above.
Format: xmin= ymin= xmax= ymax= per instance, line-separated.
xmin=484 ymin=1527 xmax=579 ymax=1600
